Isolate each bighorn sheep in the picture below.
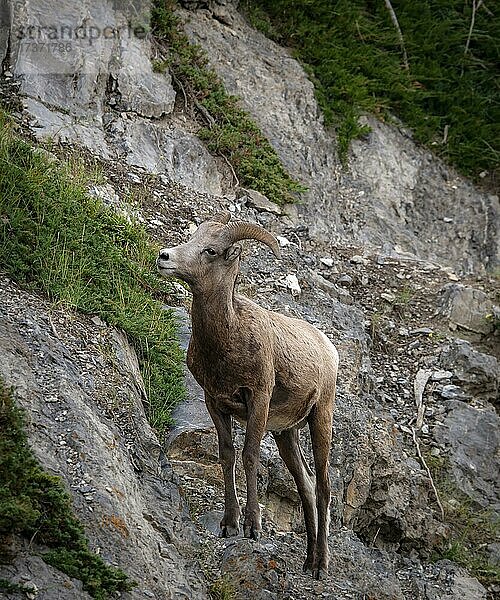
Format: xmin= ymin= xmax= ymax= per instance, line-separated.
xmin=157 ymin=212 xmax=338 ymax=579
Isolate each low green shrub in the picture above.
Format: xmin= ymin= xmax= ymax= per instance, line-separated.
xmin=0 ymin=381 xmax=135 ymax=598
xmin=243 ymin=0 xmax=499 ymax=180
xmin=151 ymin=0 xmax=305 ymax=205
xmin=426 ymin=454 xmax=500 ymax=587
xmin=0 ymin=111 xmax=184 ymax=434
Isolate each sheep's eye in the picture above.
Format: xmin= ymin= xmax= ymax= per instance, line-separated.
xmin=203 ymin=248 xmax=217 ymax=256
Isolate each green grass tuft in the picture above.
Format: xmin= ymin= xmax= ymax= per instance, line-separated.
xmin=0 ymin=111 xmax=184 ymax=435
xmin=151 ymin=0 xmax=305 ymax=205
xmin=210 ymin=575 xmax=236 ymax=600
xmin=243 ymin=0 xmax=499 ymax=181
xmin=0 ymin=578 xmax=27 ymax=594
xmin=0 ymin=381 xmax=135 ymax=598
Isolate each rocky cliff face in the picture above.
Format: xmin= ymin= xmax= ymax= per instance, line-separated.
xmin=0 ymin=278 xmax=207 ymax=599
xmin=4 ymin=0 xmax=223 ymax=195
xmin=1 ymin=1 xmax=499 ymax=599
xmin=180 ymin=3 xmax=499 ymax=274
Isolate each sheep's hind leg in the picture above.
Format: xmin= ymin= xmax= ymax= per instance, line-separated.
xmin=273 ymin=428 xmax=318 ymax=573
xmin=205 ymin=395 xmax=241 ymax=537
xmin=308 ymin=398 xmax=334 ymax=580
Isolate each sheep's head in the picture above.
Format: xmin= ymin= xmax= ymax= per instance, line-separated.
xmin=157 ymin=211 xmax=280 ymax=291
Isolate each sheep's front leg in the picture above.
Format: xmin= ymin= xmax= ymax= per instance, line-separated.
xmin=205 ymin=394 xmax=241 ymax=537
xmin=242 ymin=390 xmax=269 ymax=541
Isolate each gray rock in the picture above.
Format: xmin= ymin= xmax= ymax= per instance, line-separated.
xmin=431 ymin=370 xmax=453 ymax=381
xmin=410 ymin=560 xmax=487 ymax=600
xmin=410 ymin=327 xmax=433 ymax=335
xmin=11 ymin=1 xmax=175 ymax=117
xmin=25 ymin=97 xmax=112 ymax=158
xmin=0 ymin=537 xmax=92 ymax=600
xmin=164 ymin=307 xmax=213 ymax=447
xmin=349 ymin=117 xmax=499 ymax=274
xmin=118 ymin=118 xmax=223 ymax=194
xmin=433 ymin=562 xmax=488 ymax=600
xmin=198 ymin=510 xmax=224 ymax=536
xmin=439 ymin=339 xmax=499 ymax=403
xmin=216 ymin=527 xmax=489 ymax=599
xmin=342 ymin=410 xmax=447 ymax=554
xmin=221 ymin=539 xmax=288 ymax=599
xmin=0 ymin=279 xmax=208 ymax=599
xmin=280 ymin=202 xmax=300 ymax=227
xmin=0 ymin=1 xmax=10 ymax=67
xmin=241 ymin=188 xmax=283 ymax=216
xmin=307 ymin=270 xmax=352 ymax=304
xmin=211 ymin=2 xmax=235 ymax=27
xmin=88 ymin=182 xmax=120 ymax=206
xmin=158 ymin=127 xmax=223 ymax=194
xmin=8 ymin=0 xmax=224 ymax=195
xmin=320 ymin=257 xmax=334 ymax=267
xmin=337 ymin=274 xmax=353 ymax=286
xmin=487 ymin=542 xmax=500 ymax=567
xmin=263 ymin=450 xmax=305 ymax=533
xmin=116 ymin=36 xmax=176 ymax=118
xmin=434 ymin=400 xmax=500 ymax=508
xmin=438 ymin=283 xmax=497 ymax=334
xmin=439 ymin=384 xmax=468 ymax=400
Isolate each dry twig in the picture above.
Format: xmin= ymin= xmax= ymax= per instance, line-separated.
xmin=413 ymin=368 xmax=431 ymax=430
xmin=464 ymin=0 xmax=483 ymax=58
xmin=48 ymin=314 xmax=59 ymax=339
xmin=411 ymin=368 xmax=445 ymax=520
xmin=480 ymin=2 xmax=494 ymax=17
xmin=442 ymin=124 xmax=449 ymax=145
xmin=384 ymin=0 xmax=410 ymax=71
xmin=172 ymin=71 xmax=189 ymax=112
xmin=194 ymin=100 xmax=215 ymax=127
xmin=221 ymin=153 xmax=240 ymax=187
xmin=412 ymin=426 xmax=445 ymax=520
xmin=290 ymin=231 xmax=303 ymax=250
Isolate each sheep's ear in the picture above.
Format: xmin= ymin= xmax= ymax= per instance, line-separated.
xmin=224 ymin=244 xmax=242 ymax=262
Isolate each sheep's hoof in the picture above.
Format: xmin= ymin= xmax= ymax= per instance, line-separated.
xmin=220 ymin=524 xmax=240 ymax=538
xmin=312 ymin=567 xmax=327 ymax=580
xmin=244 ymin=523 xmax=261 ymax=541
xmin=220 ymin=509 xmax=241 ymax=537
xmin=302 ymin=557 xmax=314 ymax=574
xmin=311 ymin=555 xmax=329 ymax=580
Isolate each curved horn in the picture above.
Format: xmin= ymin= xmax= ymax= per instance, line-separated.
xmin=224 ymin=221 xmax=281 ymax=259
xmin=210 ymin=210 xmax=232 ymax=225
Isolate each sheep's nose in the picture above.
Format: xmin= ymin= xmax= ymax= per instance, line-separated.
xmin=159 ymin=250 xmax=170 ymax=261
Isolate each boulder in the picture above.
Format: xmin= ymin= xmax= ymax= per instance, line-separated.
xmin=438 ymin=284 xmax=497 ymax=334
xmin=341 ymin=412 xmax=447 ymax=553
xmin=440 ymin=339 xmax=499 ymax=403
xmin=434 ymin=400 xmax=500 ymax=509
xmin=240 ymin=188 xmax=283 ymax=216
xmin=7 ymin=0 xmax=224 ymax=195
xmin=221 ymin=539 xmax=288 ymax=599
xmin=10 ymin=0 xmax=175 ymax=118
